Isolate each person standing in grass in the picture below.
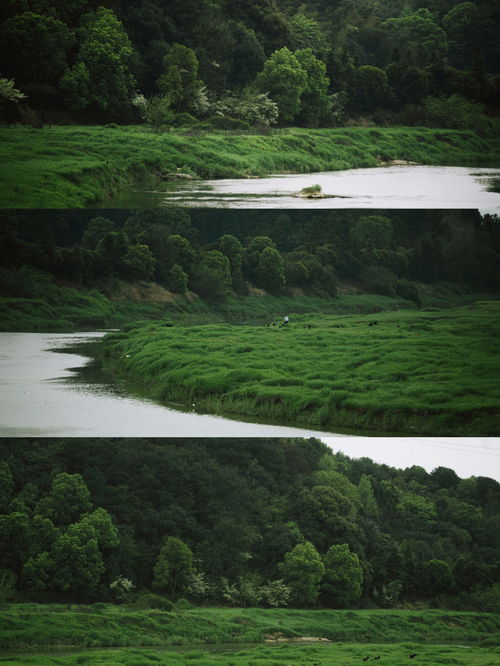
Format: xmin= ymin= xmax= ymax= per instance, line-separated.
xmin=284 ymin=315 xmax=289 ymax=325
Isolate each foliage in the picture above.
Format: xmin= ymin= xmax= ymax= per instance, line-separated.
xmin=153 ymin=537 xmax=194 ymax=597
xmin=321 ymin=544 xmax=363 ymax=607
xmin=254 ymin=47 xmax=307 ymax=124
xmin=278 ymin=542 xmax=324 ymax=606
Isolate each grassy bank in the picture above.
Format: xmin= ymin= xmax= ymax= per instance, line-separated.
xmin=98 ymin=301 xmax=500 ymax=436
xmin=3 ymin=643 xmax=499 ymax=666
xmin=1 ymin=125 xmax=499 ymax=207
xmin=1 ymin=604 xmax=498 ymax=650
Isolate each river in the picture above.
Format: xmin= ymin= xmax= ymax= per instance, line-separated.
xmin=0 ymin=332 xmax=342 ymax=438
xmin=100 ymin=165 xmax=500 ymax=212
xmin=1 ymin=332 xmax=498 ymax=480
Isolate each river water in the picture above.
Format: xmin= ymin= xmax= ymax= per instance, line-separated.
xmin=0 ymin=332 xmax=341 ymax=438
xmin=101 ymin=165 xmax=500 ymax=212
xmin=1 ymin=332 xmax=498 ymax=480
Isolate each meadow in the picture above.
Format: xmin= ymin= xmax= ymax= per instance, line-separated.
xmin=1 ymin=125 xmax=499 ymax=207
xmin=0 ymin=604 xmax=498 ymax=651
xmin=2 ymin=642 xmax=498 ymax=665
xmin=98 ymin=301 xmax=500 ymax=436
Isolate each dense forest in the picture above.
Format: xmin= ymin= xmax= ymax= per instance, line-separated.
xmin=1 ymin=209 xmax=499 ymax=306
xmin=0 ymin=438 xmax=498 ymax=610
xmin=1 ymin=0 xmax=498 ymax=127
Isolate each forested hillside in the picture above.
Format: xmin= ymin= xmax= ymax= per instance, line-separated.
xmin=0 ymin=438 xmax=498 ymax=610
xmin=1 ymin=0 xmax=498 ymax=127
xmin=1 ymin=209 xmax=498 ymax=305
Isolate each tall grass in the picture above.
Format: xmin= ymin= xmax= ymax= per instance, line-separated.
xmin=0 ymin=603 xmax=498 ymax=650
xmin=1 ymin=642 xmax=499 ymax=665
xmin=1 ymin=125 xmax=499 ymax=207
xmin=98 ymin=302 xmax=500 ymax=435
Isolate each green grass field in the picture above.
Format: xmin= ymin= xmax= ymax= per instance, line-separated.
xmin=98 ymin=301 xmax=500 ymax=435
xmin=2 ymin=642 xmax=499 ymax=665
xmin=1 ymin=604 xmax=498 ymax=653
xmin=1 ymin=125 xmax=499 ymax=207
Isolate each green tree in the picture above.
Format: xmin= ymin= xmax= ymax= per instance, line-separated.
xmin=153 ymin=536 xmax=194 ymax=597
xmin=256 ymin=246 xmax=285 ymax=294
xmin=218 ymin=234 xmax=246 ymax=293
xmin=350 ymin=66 xmax=390 ymax=112
xmin=81 ymin=217 xmax=115 ymax=250
xmin=278 ymin=541 xmax=324 ymax=607
xmin=383 ymin=9 xmax=448 ymax=68
xmin=189 ymin=250 xmax=232 ymax=300
xmin=167 ymin=264 xmax=188 ymax=294
xmin=351 ymin=215 xmax=393 ymax=250
xmin=35 ymin=473 xmax=92 ymax=526
xmin=419 ymin=559 xmax=454 ymax=596
xmin=321 ymin=543 xmax=363 ymax=607
xmin=0 ymin=462 xmax=14 ymax=513
xmin=51 ymin=529 xmax=104 ymax=597
xmin=289 ymin=14 xmax=328 ymax=55
xmin=69 ymin=7 xmax=135 ymax=115
xmin=254 ymin=47 xmax=307 ymax=125
xmin=295 ymin=49 xmax=331 ymax=127
xmin=156 ymin=44 xmax=204 ymax=114
xmin=121 ymin=244 xmax=156 ymax=281
xmin=1 ymin=12 xmax=74 ymax=103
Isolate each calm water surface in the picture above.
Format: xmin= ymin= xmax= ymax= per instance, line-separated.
xmin=1 ymin=332 xmax=498 ymax=479
xmin=101 ymin=165 xmax=500 ymax=212
xmin=0 ymin=332 xmax=342 ymax=438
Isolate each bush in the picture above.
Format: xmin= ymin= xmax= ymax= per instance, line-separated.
xmin=133 ymin=592 xmax=173 ymax=611
xmin=173 ymin=598 xmax=193 ymax=611
xmin=396 ymin=280 xmax=421 ymax=305
xmin=204 ymin=116 xmax=251 ymax=130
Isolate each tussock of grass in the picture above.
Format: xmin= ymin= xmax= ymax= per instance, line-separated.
xmin=98 ymin=302 xmax=500 ymax=435
xmin=1 ymin=125 xmax=499 ymax=207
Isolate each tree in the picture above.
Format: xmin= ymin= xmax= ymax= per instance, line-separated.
xmin=321 ymin=543 xmax=363 ymax=607
xmin=294 ymin=49 xmax=331 ymax=127
xmin=167 ymin=264 xmax=188 ymax=294
xmin=350 ymin=66 xmax=390 ymax=112
xmin=218 ymin=234 xmax=246 ymax=292
xmin=51 ymin=530 xmax=104 ymax=597
xmin=383 ymin=9 xmax=448 ymax=68
xmin=289 ymin=14 xmax=327 ymax=55
xmin=254 ymin=48 xmax=307 ymax=125
xmin=351 ymin=215 xmax=393 ymax=250
xmin=35 ymin=473 xmax=92 ymax=527
xmin=278 ymin=541 xmax=324 ymax=606
xmin=419 ymin=559 xmax=454 ymax=596
xmin=256 ymin=246 xmax=285 ymax=294
xmin=0 ymin=78 xmax=26 ymax=110
xmin=189 ymin=250 xmax=231 ymax=300
xmin=153 ymin=536 xmax=193 ymax=597
xmin=1 ymin=12 xmax=74 ymax=103
xmin=81 ymin=217 xmax=115 ymax=250
xmin=68 ymin=7 xmax=135 ymax=115
xmin=121 ymin=244 xmax=156 ymax=281
xmin=156 ymin=44 xmax=204 ymax=114
xmin=0 ymin=462 xmax=14 ymax=513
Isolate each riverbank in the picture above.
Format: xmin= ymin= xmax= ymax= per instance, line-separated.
xmin=97 ymin=301 xmax=500 ymax=436
xmin=1 ymin=604 xmax=497 ymax=650
xmin=1 ymin=125 xmax=499 ymax=207
xmin=0 ymin=279 xmax=489 ymax=333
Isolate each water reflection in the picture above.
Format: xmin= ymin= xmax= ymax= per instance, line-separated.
xmin=100 ymin=166 xmax=500 ymax=211
xmin=0 ymin=332 xmax=345 ymax=438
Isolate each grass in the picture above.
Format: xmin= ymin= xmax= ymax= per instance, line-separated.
xmin=0 ymin=604 xmax=498 ymax=651
xmin=1 ymin=642 xmax=499 ymax=665
xmin=0 ymin=124 xmax=499 ymax=207
xmin=97 ymin=301 xmax=500 ymax=435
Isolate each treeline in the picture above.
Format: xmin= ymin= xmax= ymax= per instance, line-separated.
xmin=0 ymin=0 xmax=498 ymax=127
xmin=1 ymin=210 xmax=499 ymax=304
xmin=0 ymin=439 xmax=498 ymax=610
